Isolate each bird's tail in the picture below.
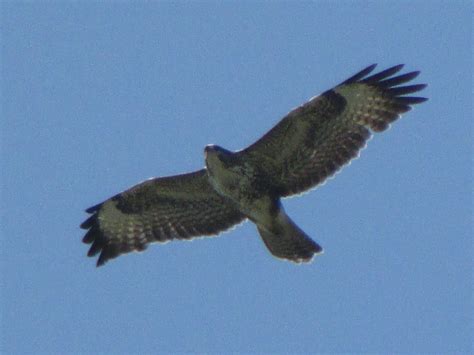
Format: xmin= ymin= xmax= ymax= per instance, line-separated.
xmin=256 ymin=208 xmax=323 ymax=263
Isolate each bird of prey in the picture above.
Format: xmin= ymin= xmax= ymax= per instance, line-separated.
xmin=81 ymin=64 xmax=427 ymax=266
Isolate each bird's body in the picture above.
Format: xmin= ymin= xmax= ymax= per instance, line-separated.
xmin=204 ymin=144 xmax=323 ymax=261
xmin=81 ymin=64 xmax=427 ymax=266
xmin=205 ymin=145 xmax=272 ymax=217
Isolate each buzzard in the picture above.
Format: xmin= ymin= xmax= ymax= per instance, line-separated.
xmin=81 ymin=64 xmax=427 ymax=266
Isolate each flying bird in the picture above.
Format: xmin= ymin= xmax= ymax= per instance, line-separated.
xmin=81 ymin=64 xmax=427 ymax=266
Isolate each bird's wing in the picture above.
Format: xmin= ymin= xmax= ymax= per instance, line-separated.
xmin=238 ymin=64 xmax=427 ymax=197
xmin=80 ymin=169 xmax=245 ymax=266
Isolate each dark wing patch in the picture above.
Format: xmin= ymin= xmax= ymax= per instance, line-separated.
xmin=238 ymin=64 xmax=427 ymax=197
xmin=80 ymin=169 xmax=245 ymax=266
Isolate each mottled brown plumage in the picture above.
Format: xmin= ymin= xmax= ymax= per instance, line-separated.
xmin=81 ymin=64 xmax=427 ymax=266
xmin=81 ymin=170 xmax=244 ymax=266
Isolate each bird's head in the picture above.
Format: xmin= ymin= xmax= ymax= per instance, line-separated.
xmin=204 ymin=144 xmax=234 ymax=170
xmin=204 ymin=144 xmax=230 ymax=158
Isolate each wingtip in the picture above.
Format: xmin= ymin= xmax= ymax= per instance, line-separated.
xmin=416 ymin=83 xmax=428 ymax=90
xmin=405 ymin=96 xmax=429 ymax=104
xmin=359 ymin=63 xmax=378 ymax=76
xmin=339 ymin=64 xmax=378 ymax=85
xmin=80 ymin=214 xmax=96 ymax=230
xmin=405 ymin=70 xmax=421 ymax=79
xmin=96 ymin=258 xmax=106 ymax=267
xmin=87 ymin=243 xmax=101 ymax=257
xmin=392 ymin=63 xmax=405 ymax=71
xmin=367 ymin=63 xmax=378 ymax=71
xmin=85 ymin=203 xmax=102 ymax=214
xmin=82 ymin=227 xmax=97 ymax=244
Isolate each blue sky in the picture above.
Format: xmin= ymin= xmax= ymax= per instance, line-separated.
xmin=1 ymin=2 xmax=472 ymax=353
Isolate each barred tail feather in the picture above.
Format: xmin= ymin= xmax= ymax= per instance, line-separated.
xmin=257 ymin=210 xmax=322 ymax=263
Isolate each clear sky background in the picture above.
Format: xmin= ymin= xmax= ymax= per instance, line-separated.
xmin=1 ymin=2 xmax=472 ymax=354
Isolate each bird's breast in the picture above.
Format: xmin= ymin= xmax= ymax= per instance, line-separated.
xmin=207 ymin=159 xmax=268 ymax=209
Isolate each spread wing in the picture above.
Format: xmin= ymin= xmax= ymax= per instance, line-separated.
xmin=80 ymin=169 xmax=245 ymax=266
xmin=238 ymin=64 xmax=427 ymax=197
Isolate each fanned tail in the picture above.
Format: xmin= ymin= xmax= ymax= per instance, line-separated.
xmin=257 ymin=208 xmax=322 ymax=263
